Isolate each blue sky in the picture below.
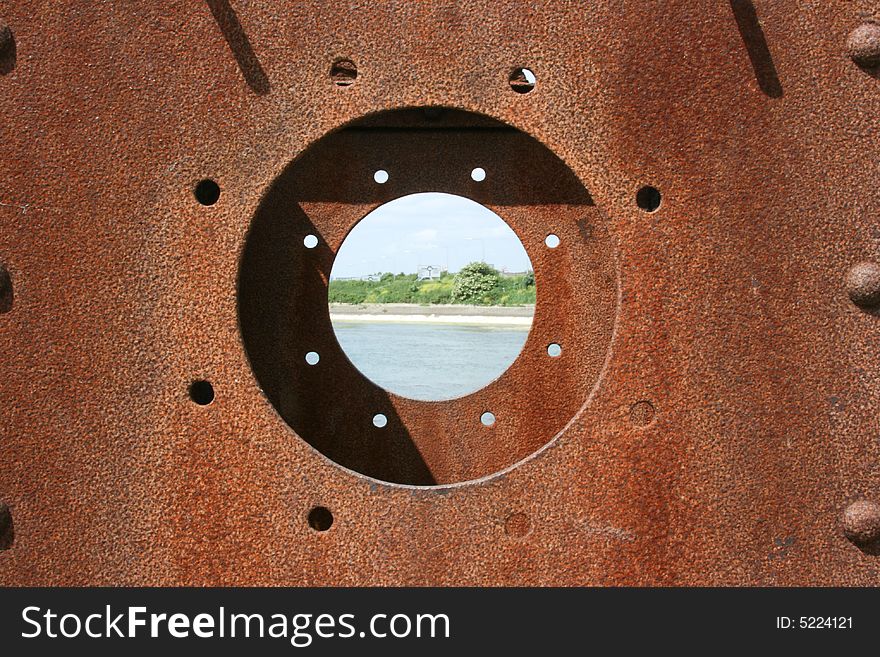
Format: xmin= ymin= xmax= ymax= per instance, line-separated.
xmin=330 ymin=193 xmax=533 ymax=278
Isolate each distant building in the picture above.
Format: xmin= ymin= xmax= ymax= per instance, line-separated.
xmin=331 ymin=273 xmax=381 ymax=282
xmin=417 ymin=265 xmax=444 ymax=280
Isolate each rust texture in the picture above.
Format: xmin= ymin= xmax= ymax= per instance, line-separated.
xmin=1 ymin=0 xmax=880 ymax=586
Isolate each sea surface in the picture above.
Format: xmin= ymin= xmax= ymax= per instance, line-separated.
xmin=331 ymin=321 xmax=530 ymax=401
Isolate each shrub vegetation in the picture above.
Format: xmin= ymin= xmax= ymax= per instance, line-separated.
xmin=328 ymin=263 xmax=535 ymax=306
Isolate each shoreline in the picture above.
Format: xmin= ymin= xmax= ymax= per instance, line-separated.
xmin=329 ymin=303 xmax=534 ymax=326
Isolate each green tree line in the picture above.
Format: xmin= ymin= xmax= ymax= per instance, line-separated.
xmin=328 ymin=262 xmax=535 ymax=306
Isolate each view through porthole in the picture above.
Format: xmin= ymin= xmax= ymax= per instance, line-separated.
xmin=329 ymin=193 xmax=535 ymax=401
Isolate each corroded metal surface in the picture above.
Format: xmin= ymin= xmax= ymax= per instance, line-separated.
xmin=1 ymin=0 xmax=880 ymax=585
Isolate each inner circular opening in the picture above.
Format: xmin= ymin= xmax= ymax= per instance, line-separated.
xmin=509 ymin=67 xmax=536 ymax=93
xmin=636 ymin=185 xmax=662 ymax=212
xmin=194 ymin=179 xmax=221 ymax=206
xmin=329 ymin=192 xmax=535 ymax=402
xmin=188 ymin=380 xmax=215 ymax=405
xmin=307 ymin=506 xmax=334 ymax=531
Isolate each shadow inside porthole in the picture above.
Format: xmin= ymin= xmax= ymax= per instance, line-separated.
xmin=239 ymin=198 xmax=438 ymax=485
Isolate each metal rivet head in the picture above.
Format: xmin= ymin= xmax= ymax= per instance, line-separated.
xmin=846 ymin=261 xmax=880 ymax=309
xmin=842 ymin=500 xmax=880 ymax=548
xmin=846 ymin=21 xmax=880 ymax=68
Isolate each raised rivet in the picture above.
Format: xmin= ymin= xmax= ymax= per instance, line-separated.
xmin=842 ymin=499 xmax=880 ymax=548
xmin=846 ymin=21 xmax=880 ymax=68
xmin=0 ymin=503 xmax=13 ymax=550
xmin=846 ymin=261 xmax=880 ymax=309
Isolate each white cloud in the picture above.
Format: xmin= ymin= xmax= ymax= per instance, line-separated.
xmin=332 ymin=192 xmax=533 ymax=278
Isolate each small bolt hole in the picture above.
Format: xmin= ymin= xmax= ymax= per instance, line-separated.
xmin=330 ymin=59 xmax=357 ymax=86
xmin=305 ymin=351 xmax=320 ymax=365
xmin=636 ymin=186 xmax=662 ymax=212
xmin=509 ymin=67 xmax=536 ymax=93
xmin=303 ymin=234 xmax=319 ymax=249
xmin=373 ymin=169 xmax=389 ymax=184
xmin=308 ymin=506 xmax=334 ymax=532
xmin=547 ymin=343 xmax=562 ymax=357
xmin=544 ymin=234 xmax=560 ymax=249
xmin=481 ymin=411 xmax=496 ymax=427
xmin=194 ymin=179 xmax=220 ymax=206
xmin=0 ymin=266 xmax=12 ymax=314
xmin=0 ymin=21 xmax=16 ymax=75
xmin=189 ymin=380 xmax=215 ymax=405
xmin=0 ymin=503 xmax=13 ymax=550
xmin=373 ymin=413 xmax=388 ymax=428
xmin=471 ymin=167 xmax=486 ymax=182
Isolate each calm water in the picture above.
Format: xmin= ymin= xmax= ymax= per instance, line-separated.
xmin=331 ymin=322 xmax=530 ymax=401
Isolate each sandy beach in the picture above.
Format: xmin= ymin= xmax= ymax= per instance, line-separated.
xmin=329 ymin=303 xmax=534 ymax=326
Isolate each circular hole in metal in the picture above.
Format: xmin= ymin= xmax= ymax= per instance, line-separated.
xmin=471 ymin=167 xmax=486 ymax=182
xmin=0 ymin=502 xmax=13 ymax=550
xmin=330 ymin=59 xmax=357 ymax=86
xmin=509 ymin=67 xmax=536 ymax=93
xmin=238 ymin=107 xmax=617 ymax=487
xmin=305 ymin=351 xmax=320 ymax=365
xmin=373 ymin=169 xmax=389 ymax=184
xmin=373 ymin=413 xmax=388 ymax=428
xmin=544 ymin=234 xmax=560 ymax=248
xmin=547 ymin=343 xmax=562 ymax=357
xmin=303 ymin=234 xmax=319 ymax=249
xmin=329 ymin=193 xmax=534 ymax=401
xmin=0 ymin=265 xmax=12 ymax=314
xmin=188 ymin=380 xmax=215 ymax=405
xmin=480 ymin=411 xmax=496 ymax=427
xmin=194 ymin=179 xmax=220 ymax=206
xmin=636 ymin=186 xmax=662 ymax=212
xmin=307 ymin=506 xmax=334 ymax=531
xmin=0 ymin=20 xmax=17 ymax=75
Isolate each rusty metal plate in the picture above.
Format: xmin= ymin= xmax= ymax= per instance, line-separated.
xmin=2 ymin=0 xmax=880 ymax=585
